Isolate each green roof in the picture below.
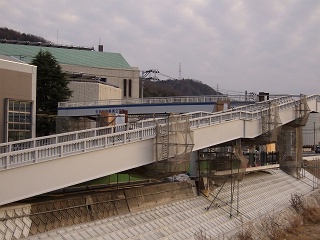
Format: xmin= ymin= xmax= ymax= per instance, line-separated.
xmin=0 ymin=43 xmax=132 ymax=69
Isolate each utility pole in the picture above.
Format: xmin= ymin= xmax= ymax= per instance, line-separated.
xmin=314 ymin=121 xmax=316 ymax=150
xmin=140 ymin=69 xmax=159 ymax=100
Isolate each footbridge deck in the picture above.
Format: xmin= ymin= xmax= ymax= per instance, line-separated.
xmin=57 ymin=95 xmax=247 ymax=116
xmin=1 ymin=95 xmax=319 ymax=206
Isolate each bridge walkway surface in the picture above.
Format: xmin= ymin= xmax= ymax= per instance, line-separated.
xmin=57 ymin=95 xmax=251 ymax=116
xmin=0 ymin=95 xmax=319 ymax=206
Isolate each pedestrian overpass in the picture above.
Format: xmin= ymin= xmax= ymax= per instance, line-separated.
xmin=57 ymin=95 xmax=251 ymax=116
xmin=1 ymin=94 xmax=319 ymax=206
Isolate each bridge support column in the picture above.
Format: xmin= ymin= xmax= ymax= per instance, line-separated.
xmin=277 ymin=125 xmax=303 ymax=177
xmin=189 ymin=151 xmax=198 ymax=178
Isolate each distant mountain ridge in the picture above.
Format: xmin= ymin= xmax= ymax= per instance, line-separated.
xmin=0 ymin=27 xmax=49 ymax=43
xmin=143 ymin=79 xmax=220 ymax=97
xmin=1 ymin=27 xmax=220 ymax=96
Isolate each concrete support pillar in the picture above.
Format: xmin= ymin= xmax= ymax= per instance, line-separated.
xmin=296 ymin=126 xmax=303 ymax=176
xmin=189 ymin=151 xmax=198 ymax=178
xmin=248 ymin=145 xmax=256 ymax=166
xmin=277 ymin=125 xmax=302 ymax=177
xmin=278 ymin=126 xmax=295 ymax=175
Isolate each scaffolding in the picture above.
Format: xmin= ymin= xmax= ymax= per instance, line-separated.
xmin=198 ymin=143 xmax=247 ymax=218
xmin=295 ymin=95 xmax=310 ymax=126
xmin=198 ymin=100 xmax=288 ymax=217
xmin=134 ymin=114 xmax=194 ymax=178
xmin=277 ymin=95 xmax=310 ymax=177
xmin=155 ymin=113 xmax=194 ymax=162
xmin=261 ymin=101 xmax=282 ymax=143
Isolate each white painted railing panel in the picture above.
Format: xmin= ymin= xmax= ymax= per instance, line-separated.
xmin=193 ymin=120 xmax=246 ymax=150
xmin=0 ymin=125 xmax=160 ymax=171
xmin=58 ymin=95 xmax=248 ymax=108
xmin=58 ymin=94 xmax=295 ymax=108
xmin=0 ymin=139 xmax=155 ymax=206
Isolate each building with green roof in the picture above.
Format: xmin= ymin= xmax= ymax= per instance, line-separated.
xmin=0 ymin=42 xmax=140 ymax=100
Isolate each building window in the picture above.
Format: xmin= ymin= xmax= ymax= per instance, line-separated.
xmin=123 ymin=79 xmax=127 ymax=97
xmin=128 ymin=79 xmax=132 ymax=97
xmin=5 ymin=99 xmax=33 ymax=142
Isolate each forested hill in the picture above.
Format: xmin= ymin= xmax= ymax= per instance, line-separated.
xmin=0 ymin=27 xmax=49 ymax=42
xmin=143 ymin=79 xmax=220 ymax=97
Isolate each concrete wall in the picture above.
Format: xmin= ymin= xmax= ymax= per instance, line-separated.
xmin=0 ymin=204 xmax=32 ymax=239
xmin=0 ymin=59 xmax=37 ymax=143
xmin=0 ymin=181 xmax=196 ymax=239
xmin=62 ymin=65 xmax=140 ymax=99
xmin=68 ymin=81 xmax=121 ymax=102
xmin=124 ymin=181 xmax=196 ymax=212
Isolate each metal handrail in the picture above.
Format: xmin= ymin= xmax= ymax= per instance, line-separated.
xmin=0 ymin=117 xmax=166 ymax=153
xmin=1 ymin=95 xmax=318 ymax=171
xmin=57 ymin=94 xmax=293 ymax=108
xmin=58 ymin=95 xmax=237 ymax=108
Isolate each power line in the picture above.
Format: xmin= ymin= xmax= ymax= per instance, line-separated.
xmin=158 ymin=72 xmax=177 ymax=80
xmin=217 ymin=88 xmax=246 ymax=95
xmin=153 ymin=71 xmax=252 ymax=95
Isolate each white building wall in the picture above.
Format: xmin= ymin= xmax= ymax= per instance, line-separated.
xmin=68 ymin=81 xmax=121 ymax=102
xmin=303 ymin=112 xmax=320 ymax=146
xmin=99 ymin=83 xmax=121 ymax=100
xmin=62 ymin=65 xmax=140 ymax=99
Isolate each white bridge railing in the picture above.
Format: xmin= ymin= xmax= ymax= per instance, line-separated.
xmin=57 ymin=94 xmax=292 ymax=108
xmin=1 ymin=95 xmax=317 ymax=171
xmin=58 ymin=95 xmax=239 ymax=108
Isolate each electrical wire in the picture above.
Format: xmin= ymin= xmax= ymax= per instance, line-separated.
xmin=156 ymin=71 xmax=257 ymax=95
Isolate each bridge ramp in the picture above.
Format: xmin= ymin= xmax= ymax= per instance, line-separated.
xmin=1 ymin=95 xmax=320 ymax=206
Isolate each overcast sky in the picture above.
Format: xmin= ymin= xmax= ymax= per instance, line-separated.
xmin=1 ymin=0 xmax=320 ymax=95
